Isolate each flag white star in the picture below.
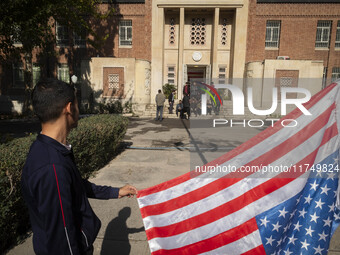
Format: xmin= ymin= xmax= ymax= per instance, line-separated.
xmin=272 ymin=221 xmax=282 ymax=232
xmin=266 ymin=235 xmax=275 ymax=246
xmin=333 ymin=156 xmax=339 ymax=164
xmin=323 ymin=217 xmax=332 ymax=227
xmin=260 ymin=216 xmax=269 ymax=227
xmin=293 ymin=221 xmax=302 ymax=231
xmin=318 ymin=231 xmax=328 ymax=241
xmin=290 ymin=209 xmax=297 ymax=219
xmin=279 ymin=207 xmax=288 ymax=218
xmin=277 ymin=238 xmax=282 ymax=247
xmin=304 ymin=194 xmax=312 ymax=204
xmin=335 ymin=213 xmax=340 ymax=221
xmin=313 ymin=245 xmax=324 ymax=255
xmin=305 ymin=226 xmax=314 ymax=237
xmin=327 ymin=172 xmax=336 ymax=180
xmin=334 ymin=190 xmax=337 ymax=198
xmin=283 ymin=224 xmax=289 ymax=233
xmin=310 ymin=212 xmax=319 ymax=223
xmin=284 ymin=248 xmax=293 ymax=255
xmin=288 ymin=234 xmax=297 ymax=245
xmin=296 ymin=195 xmax=301 ymax=205
xmin=329 ymin=203 xmax=335 ymax=212
xmin=298 ymin=208 xmax=307 ymax=218
xmin=316 ymin=170 xmax=323 ymax=177
xmin=320 ymin=184 xmax=331 ymax=195
xmin=301 ymin=239 xmax=310 ymax=250
xmin=315 ymin=198 xmax=325 ymax=209
xmin=310 ymin=181 xmax=319 ymax=191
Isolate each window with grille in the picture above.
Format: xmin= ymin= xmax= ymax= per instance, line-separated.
xmin=33 ymin=64 xmax=41 ymax=86
xmin=265 ymin=21 xmax=280 ymax=48
xmin=190 ymin=18 xmax=206 ymax=46
xmin=56 ymin=21 xmax=69 ymax=47
xmin=169 ymin=18 xmax=175 ymax=45
xmin=119 ymin=20 xmax=132 ymax=46
xmin=167 ymin=66 xmax=175 ymax=84
xmin=58 ymin=64 xmax=69 ymax=83
xmin=73 ymin=26 xmax=86 ymax=47
xmin=218 ymin=66 xmax=226 ymax=84
xmin=315 ymin=20 xmax=332 ymax=48
xmin=221 ymin=19 xmax=227 ymax=46
xmin=336 ymin=21 xmax=340 ymax=48
xmin=13 ymin=63 xmax=25 ymax=88
xmin=332 ymin=67 xmax=340 ymax=82
xmin=108 ymin=74 xmax=120 ymax=89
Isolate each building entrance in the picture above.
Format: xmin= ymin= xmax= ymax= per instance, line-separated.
xmin=187 ymin=66 xmax=206 ymax=82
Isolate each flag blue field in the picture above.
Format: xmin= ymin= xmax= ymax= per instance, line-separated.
xmin=137 ymin=81 xmax=340 ymax=255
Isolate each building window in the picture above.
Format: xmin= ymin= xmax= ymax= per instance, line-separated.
xmin=108 ymin=74 xmax=120 ymax=89
xmin=119 ymin=20 xmax=132 ymax=46
xmin=221 ymin=19 xmax=227 ymax=46
xmin=169 ymin=18 xmax=175 ymax=45
xmin=58 ymin=64 xmax=69 ymax=83
xmin=12 ymin=25 xmax=22 ymax=46
xmin=56 ymin=21 xmax=69 ymax=47
xmin=167 ymin=66 xmax=175 ymax=84
xmin=190 ymin=18 xmax=206 ymax=45
xmin=32 ymin=64 xmax=41 ymax=86
xmin=315 ymin=20 xmax=332 ymax=48
xmin=218 ymin=66 xmax=226 ymax=84
xmin=336 ymin=21 xmax=340 ymax=48
xmin=265 ymin=20 xmax=280 ymax=48
xmin=73 ymin=26 xmax=86 ymax=47
xmin=332 ymin=67 xmax=340 ymax=82
xmin=13 ymin=63 xmax=25 ymax=88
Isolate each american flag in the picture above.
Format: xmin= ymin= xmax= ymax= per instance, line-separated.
xmin=137 ymin=81 xmax=340 ymax=255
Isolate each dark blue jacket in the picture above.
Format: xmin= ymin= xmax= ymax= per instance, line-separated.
xmin=21 ymin=134 xmax=119 ymax=255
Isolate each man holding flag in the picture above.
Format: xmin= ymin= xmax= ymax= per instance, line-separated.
xmin=137 ymin=81 xmax=340 ymax=254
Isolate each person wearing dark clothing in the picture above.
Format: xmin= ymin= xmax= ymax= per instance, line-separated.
xmin=181 ymin=94 xmax=190 ymax=119
xmin=168 ymin=91 xmax=175 ymax=114
xmin=183 ymin=82 xmax=190 ymax=96
xmin=176 ymin=100 xmax=183 ymax=117
xmin=21 ymin=78 xmax=137 ymax=255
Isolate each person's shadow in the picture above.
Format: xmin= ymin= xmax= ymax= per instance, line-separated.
xmin=100 ymin=207 xmax=144 ymax=255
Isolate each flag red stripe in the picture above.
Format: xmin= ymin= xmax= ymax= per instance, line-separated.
xmin=151 ymin=218 xmax=258 ymax=255
xmin=241 ymin=245 xmax=266 ymax=255
xmin=140 ymin=104 xmax=336 ymax=217
xmin=137 ymin=82 xmax=338 ymax=199
xmin=145 ymin=123 xmax=338 ymax=239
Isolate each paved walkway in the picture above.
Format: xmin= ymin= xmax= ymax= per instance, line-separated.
xmin=5 ymin=117 xmax=340 ymax=254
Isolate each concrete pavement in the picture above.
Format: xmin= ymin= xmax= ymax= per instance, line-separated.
xmin=6 ymin=116 xmax=340 ymax=254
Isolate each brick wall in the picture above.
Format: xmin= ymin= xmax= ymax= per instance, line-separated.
xmin=246 ymin=0 xmax=340 ymax=79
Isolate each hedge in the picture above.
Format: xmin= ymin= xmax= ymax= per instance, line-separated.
xmin=0 ymin=114 xmax=128 ymax=253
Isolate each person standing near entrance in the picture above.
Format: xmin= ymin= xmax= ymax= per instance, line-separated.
xmin=168 ymin=90 xmax=175 ymax=114
xmin=21 ymin=78 xmax=137 ymax=255
xmin=155 ymin=89 xmax=166 ymax=121
xmin=183 ymin=81 xmax=190 ymax=96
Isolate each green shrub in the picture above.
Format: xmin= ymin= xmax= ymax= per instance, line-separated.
xmin=0 ymin=114 xmax=128 ymax=253
xmin=162 ymin=83 xmax=176 ymax=99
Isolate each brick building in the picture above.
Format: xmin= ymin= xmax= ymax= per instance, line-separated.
xmin=245 ymin=0 xmax=340 ymax=108
xmin=1 ymin=0 xmax=340 ymax=114
xmin=0 ymin=0 xmax=152 ymax=114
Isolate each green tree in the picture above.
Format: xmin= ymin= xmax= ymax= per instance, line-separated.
xmin=0 ymin=0 xmax=114 ymax=113
xmin=162 ymin=83 xmax=176 ymax=99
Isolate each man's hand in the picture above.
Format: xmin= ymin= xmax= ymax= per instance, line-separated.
xmin=118 ymin=184 xmax=138 ymax=198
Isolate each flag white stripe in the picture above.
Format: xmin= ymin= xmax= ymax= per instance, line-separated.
xmin=148 ymin=134 xmax=339 ymax=252
xmin=138 ymin=89 xmax=337 ymax=208
xmin=198 ymin=230 xmax=262 ymax=255
xmin=143 ymin=118 xmax=336 ymax=230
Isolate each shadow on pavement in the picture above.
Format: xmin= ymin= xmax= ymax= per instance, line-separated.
xmin=100 ymin=207 xmax=144 ymax=255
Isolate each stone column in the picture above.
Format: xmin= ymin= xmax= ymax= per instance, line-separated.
xmin=177 ymin=7 xmax=185 ymax=100
xmin=212 ymin=7 xmax=220 ymax=80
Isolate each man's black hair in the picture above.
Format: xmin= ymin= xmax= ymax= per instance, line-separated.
xmin=32 ymin=78 xmax=76 ymax=123
xmin=158 ymin=89 xmax=161 ymax=93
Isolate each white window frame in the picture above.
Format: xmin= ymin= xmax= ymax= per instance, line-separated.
xmin=265 ymin=20 xmax=280 ymax=48
xmin=332 ymin=67 xmax=340 ymax=82
xmin=12 ymin=63 xmax=25 ymax=88
xmin=218 ymin=66 xmax=227 ymax=84
xmin=167 ymin=66 xmax=176 ymax=85
xmin=56 ymin=21 xmax=69 ymax=47
xmin=315 ymin=20 xmax=332 ymax=48
xmin=335 ymin=21 xmax=340 ymax=48
xmin=32 ymin=64 xmax=41 ymax=86
xmin=58 ymin=64 xmax=70 ymax=83
xmin=119 ymin=20 xmax=132 ymax=46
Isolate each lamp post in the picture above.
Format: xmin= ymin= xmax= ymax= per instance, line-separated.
xmin=71 ymin=75 xmax=78 ymax=84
